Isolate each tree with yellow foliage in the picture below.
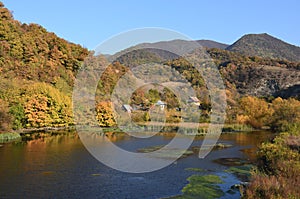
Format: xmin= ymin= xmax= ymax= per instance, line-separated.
xmin=96 ymin=101 xmax=116 ymax=127
xmin=271 ymin=97 xmax=300 ymax=131
xmin=24 ymin=83 xmax=73 ymax=128
xmin=238 ymin=96 xmax=273 ymax=128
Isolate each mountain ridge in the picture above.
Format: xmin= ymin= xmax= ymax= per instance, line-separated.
xmin=226 ymin=33 xmax=300 ymax=62
xmin=111 ymin=33 xmax=300 ymax=63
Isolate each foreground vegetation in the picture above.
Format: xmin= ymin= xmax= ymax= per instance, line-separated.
xmin=243 ymin=128 xmax=300 ymax=198
xmin=0 ymin=2 xmax=299 ymax=199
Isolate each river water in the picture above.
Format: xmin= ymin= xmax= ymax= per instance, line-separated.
xmin=0 ymin=130 xmax=272 ymax=199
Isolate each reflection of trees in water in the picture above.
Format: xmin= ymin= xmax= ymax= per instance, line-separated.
xmin=24 ymin=132 xmax=80 ymax=146
xmin=220 ymin=131 xmax=273 ymax=147
xmin=104 ymin=132 xmax=130 ymax=142
xmin=220 ymin=131 xmax=274 ymax=161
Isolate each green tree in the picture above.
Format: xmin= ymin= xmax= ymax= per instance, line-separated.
xmin=147 ymin=89 xmax=160 ymax=103
xmin=161 ymin=87 xmax=179 ymax=108
xmin=9 ymin=103 xmax=25 ymax=130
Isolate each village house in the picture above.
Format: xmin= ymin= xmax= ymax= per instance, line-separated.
xmin=187 ymin=96 xmax=200 ymax=106
xmin=122 ymin=104 xmax=133 ymax=113
xmin=155 ymin=100 xmax=167 ymax=110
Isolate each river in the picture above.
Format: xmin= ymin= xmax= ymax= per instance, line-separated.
xmin=0 ymin=130 xmax=272 ymax=199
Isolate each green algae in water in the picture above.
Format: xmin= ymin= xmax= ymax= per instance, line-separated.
xmin=137 ymin=145 xmax=163 ymax=153
xmin=213 ymin=157 xmax=250 ymax=166
xmin=91 ymin=173 xmax=101 ymax=176
xmin=185 ymin=168 xmax=206 ymax=172
xmin=214 ymin=143 xmax=233 ymax=149
xmin=225 ymin=165 xmax=252 ymax=175
xmin=170 ymin=175 xmax=225 ymax=199
xmin=191 ymin=143 xmax=233 ymax=154
xmin=137 ymin=145 xmax=194 ymax=159
xmin=224 ymin=164 xmax=254 ymax=182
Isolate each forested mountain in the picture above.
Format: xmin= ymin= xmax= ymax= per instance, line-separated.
xmin=0 ymin=1 xmax=300 ymax=131
xmin=0 ymin=2 xmax=88 ymax=131
xmin=112 ymin=39 xmax=228 ymax=62
xmin=226 ymin=33 xmax=300 ymax=62
xmin=0 ymin=2 xmax=89 ymax=87
xmin=134 ymin=39 xmax=229 ymax=52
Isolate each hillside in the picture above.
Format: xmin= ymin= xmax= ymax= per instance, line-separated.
xmin=0 ymin=2 xmax=89 ymax=131
xmin=111 ymin=39 xmax=228 ymax=63
xmin=136 ymin=39 xmax=229 ymax=52
xmin=0 ymin=2 xmax=89 ymax=88
xmin=113 ymin=41 xmax=300 ymax=99
xmin=208 ymin=48 xmax=300 ymax=98
xmin=227 ymin=33 xmax=300 ymax=62
xmin=1 ymin=1 xmax=300 ymax=131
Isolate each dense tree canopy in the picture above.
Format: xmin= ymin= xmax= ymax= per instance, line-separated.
xmin=1 ymin=2 xmax=300 ymax=130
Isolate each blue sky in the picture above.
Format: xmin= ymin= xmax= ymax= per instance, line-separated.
xmin=2 ymin=0 xmax=300 ymax=51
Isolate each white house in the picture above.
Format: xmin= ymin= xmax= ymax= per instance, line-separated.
xmin=155 ymin=100 xmax=167 ymax=110
xmin=188 ymin=96 xmax=200 ymax=106
xmin=122 ymin=104 xmax=133 ymax=113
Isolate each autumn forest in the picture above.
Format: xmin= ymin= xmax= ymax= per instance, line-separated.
xmin=0 ymin=1 xmax=300 ymax=198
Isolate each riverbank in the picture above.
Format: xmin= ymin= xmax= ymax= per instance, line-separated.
xmin=0 ymin=123 xmax=255 ymax=143
xmin=0 ymin=126 xmax=76 ymax=143
xmin=16 ymin=126 xmax=76 ymax=134
xmin=0 ymin=132 xmax=21 ymax=143
xmin=243 ymin=129 xmax=300 ymax=198
xmin=102 ymin=123 xmax=254 ymax=135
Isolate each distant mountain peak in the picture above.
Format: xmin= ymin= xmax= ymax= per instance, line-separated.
xmin=227 ymin=33 xmax=300 ymax=61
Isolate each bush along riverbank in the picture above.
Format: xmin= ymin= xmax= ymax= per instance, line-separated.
xmin=0 ymin=126 xmax=76 ymax=143
xmin=0 ymin=132 xmax=21 ymax=143
xmin=242 ymin=126 xmax=300 ymax=198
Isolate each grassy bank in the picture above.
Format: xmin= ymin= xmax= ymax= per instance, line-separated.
xmin=0 ymin=123 xmax=256 ymax=143
xmin=0 ymin=132 xmax=21 ymax=143
xmin=117 ymin=123 xmax=254 ymax=135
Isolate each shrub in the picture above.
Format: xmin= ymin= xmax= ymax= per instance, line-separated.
xmin=244 ymin=131 xmax=300 ymax=199
xmin=271 ymin=97 xmax=300 ymax=131
xmin=238 ymin=96 xmax=273 ymax=128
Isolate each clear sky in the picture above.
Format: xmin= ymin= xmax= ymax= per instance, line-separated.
xmin=2 ymin=0 xmax=300 ymax=51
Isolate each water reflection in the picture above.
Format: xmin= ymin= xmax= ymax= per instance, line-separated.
xmin=0 ymin=130 xmax=273 ymax=199
xmin=219 ymin=131 xmax=274 ymax=160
